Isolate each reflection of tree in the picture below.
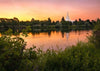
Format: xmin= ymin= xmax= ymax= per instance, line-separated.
xmin=61 ymin=32 xmax=64 ymax=38
xmin=48 ymin=31 xmax=51 ymax=37
xmin=78 ymin=31 xmax=81 ymax=42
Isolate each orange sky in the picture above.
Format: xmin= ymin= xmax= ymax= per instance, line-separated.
xmin=0 ymin=0 xmax=100 ymax=21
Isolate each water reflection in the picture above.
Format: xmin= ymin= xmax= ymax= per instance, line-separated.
xmin=66 ymin=33 xmax=69 ymax=40
xmin=0 ymin=30 xmax=92 ymax=51
xmin=20 ymin=30 xmax=92 ymax=51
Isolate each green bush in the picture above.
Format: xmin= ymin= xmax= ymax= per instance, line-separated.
xmin=89 ymin=19 xmax=100 ymax=48
xmin=41 ymin=42 xmax=100 ymax=71
xmin=0 ymin=36 xmax=26 ymax=71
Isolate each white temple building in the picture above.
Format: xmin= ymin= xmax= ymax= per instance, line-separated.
xmin=65 ymin=12 xmax=74 ymax=23
xmin=65 ymin=12 xmax=71 ymax=21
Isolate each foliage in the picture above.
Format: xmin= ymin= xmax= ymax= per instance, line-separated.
xmin=41 ymin=42 xmax=100 ymax=71
xmin=0 ymin=36 xmax=26 ymax=71
xmin=4 ymin=28 xmax=13 ymax=36
xmin=22 ymin=26 xmax=31 ymax=37
xmin=89 ymin=18 xmax=100 ymax=48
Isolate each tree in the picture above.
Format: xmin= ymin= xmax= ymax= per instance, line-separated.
xmin=61 ymin=17 xmax=65 ymax=22
xmin=48 ymin=18 xmax=51 ymax=24
xmin=73 ymin=20 xmax=78 ymax=25
xmin=13 ymin=17 xmax=19 ymax=22
xmin=31 ymin=18 xmax=35 ymax=22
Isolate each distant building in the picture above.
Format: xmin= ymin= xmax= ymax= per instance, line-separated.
xmin=65 ymin=12 xmax=74 ymax=23
xmin=65 ymin=12 xmax=71 ymax=21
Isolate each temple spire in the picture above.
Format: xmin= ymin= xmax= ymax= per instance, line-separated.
xmin=66 ymin=12 xmax=70 ymax=21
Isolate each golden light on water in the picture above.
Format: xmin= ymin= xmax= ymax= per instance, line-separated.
xmin=0 ymin=30 xmax=92 ymax=51
xmin=20 ymin=30 xmax=92 ymax=51
xmin=0 ymin=33 xmax=2 ymax=37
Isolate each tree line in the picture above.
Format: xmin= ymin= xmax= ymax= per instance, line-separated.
xmin=0 ymin=17 xmax=99 ymax=33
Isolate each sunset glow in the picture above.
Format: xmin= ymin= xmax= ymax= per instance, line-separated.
xmin=0 ymin=0 xmax=100 ymax=21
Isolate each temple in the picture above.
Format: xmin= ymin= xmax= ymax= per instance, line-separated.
xmin=65 ymin=12 xmax=71 ymax=21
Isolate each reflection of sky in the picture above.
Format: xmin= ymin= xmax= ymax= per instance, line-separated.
xmin=0 ymin=0 xmax=100 ymax=21
xmin=0 ymin=30 xmax=92 ymax=51
xmin=17 ymin=30 xmax=92 ymax=51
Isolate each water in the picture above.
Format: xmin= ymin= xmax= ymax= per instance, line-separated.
xmin=19 ymin=30 xmax=92 ymax=51
xmin=0 ymin=30 xmax=92 ymax=51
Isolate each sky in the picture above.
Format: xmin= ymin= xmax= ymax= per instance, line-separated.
xmin=0 ymin=0 xmax=100 ymax=21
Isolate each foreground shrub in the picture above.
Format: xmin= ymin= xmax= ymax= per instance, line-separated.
xmin=0 ymin=36 xmax=37 ymax=71
xmin=42 ymin=42 xmax=100 ymax=71
xmin=89 ymin=19 xmax=100 ymax=48
xmin=0 ymin=36 xmax=26 ymax=71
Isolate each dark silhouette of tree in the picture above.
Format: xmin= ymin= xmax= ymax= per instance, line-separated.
xmin=31 ymin=18 xmax=35 ymax=22
xmin=13 ymin=17 xmax=19 ymax=22
xmin=48 ymin=18 xmax=51 ymax=23
xmin=61 ymin=17 xmax=65 ymax=22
